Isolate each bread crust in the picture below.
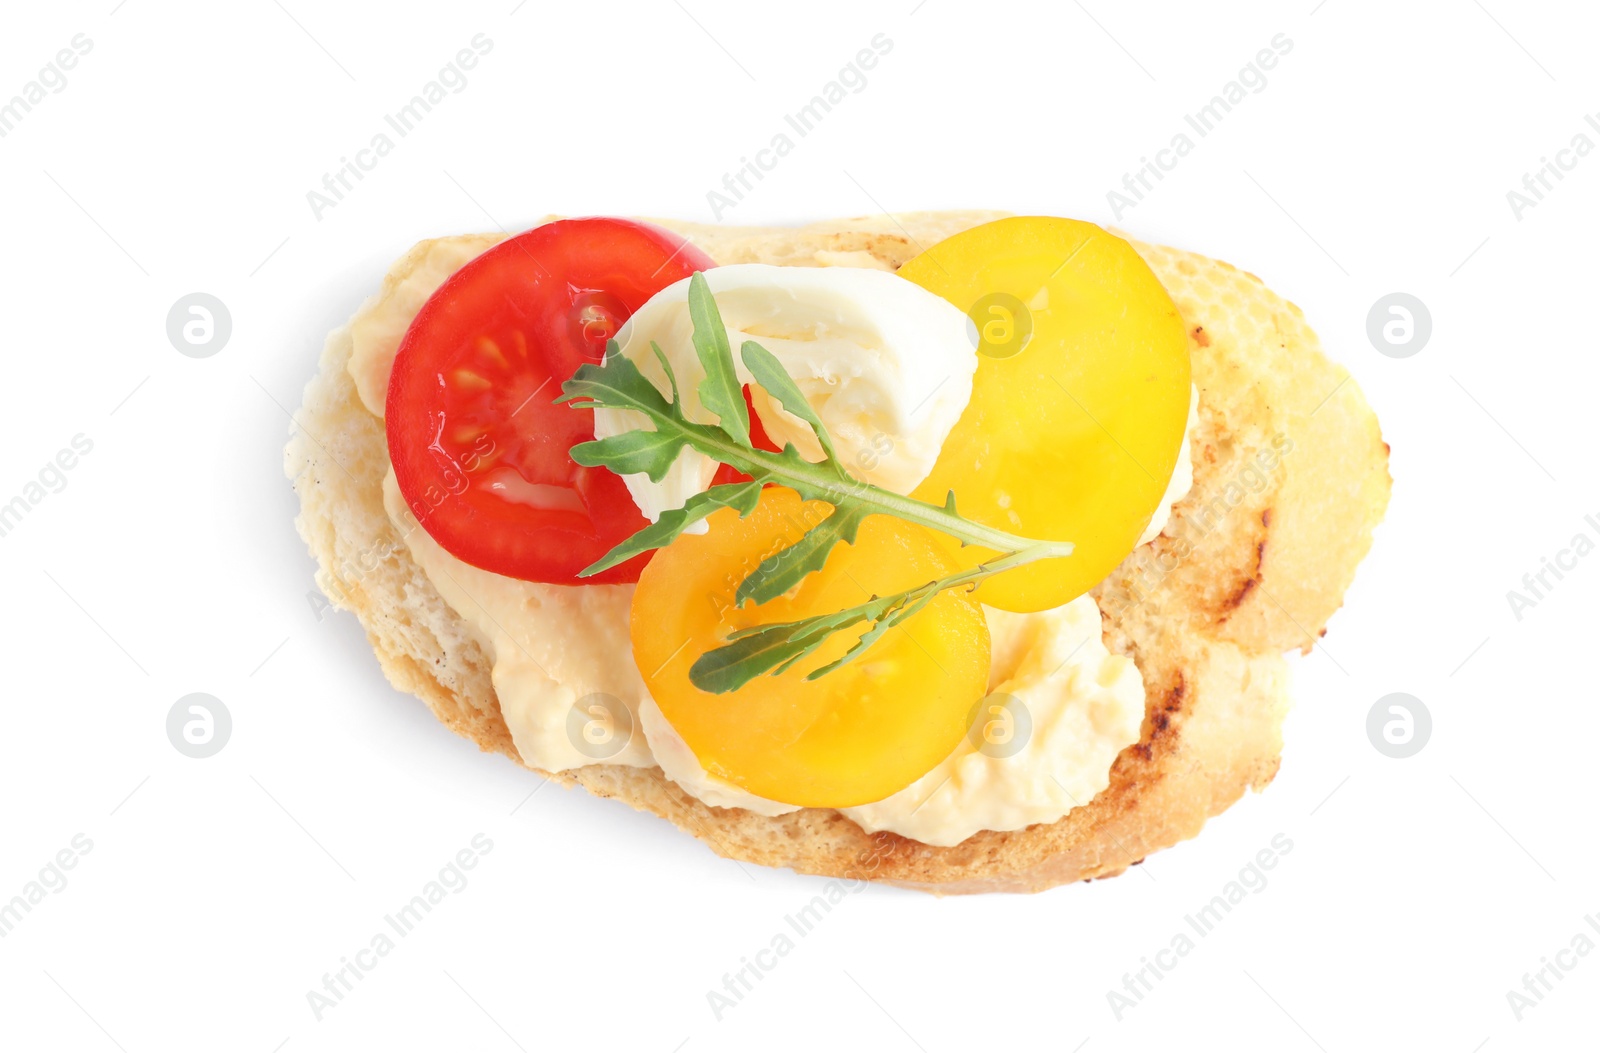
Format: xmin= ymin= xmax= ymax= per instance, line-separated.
xmin=286 ymin=212 xmax=1389 ymax=894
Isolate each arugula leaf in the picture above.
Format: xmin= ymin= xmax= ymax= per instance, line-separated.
xmin=734 ymin=504 xmax=869 ymax=607
xmin=687 ymin=539 xmax=1072 ymax=693
xmin=801 ymin=585 xmax=941 ymax=682
xmin=560 ymin=342 xmax=674 ymax=416
xmin=650 ymin=341 xmax=681 ymax=409
xmin=561 ymin=330 xmax=1053 ymax=563
xmin=688 ymin=603 xmax=878 ymax=694
xmin=559 ymin=271 xmax=1076 ymax=692
xmin=569 ymin=428 xmax=686 ymax=482
xmin=687 ymin=577 xmax=947 ymax=692
xmin=581 ymin=481 xmax=762 ymax=576
xmin=740 ymin=340 xmax=840 ymax=464
xmin=686 ymin=273 xmax=750 ymax=446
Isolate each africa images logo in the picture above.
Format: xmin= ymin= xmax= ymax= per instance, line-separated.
xmin=305 ymin=35 xmax=494 ymax=220
xmin=1106 ymin=34 xmax=1294 ymax=221
xmin=0 ymin=34 xmax=93 ymax=138
xmin=1505 ymin=512 xmax=1599 ymax=621
xmin=1505 ymin=112 xmax=1600 ymax=221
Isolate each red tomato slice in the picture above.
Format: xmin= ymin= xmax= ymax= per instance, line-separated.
xmin=386 ymin=217 xmax=716 ymax=584
xmin=709 ymin=388 xmax=778 ymax=487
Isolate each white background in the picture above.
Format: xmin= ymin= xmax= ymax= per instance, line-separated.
xmin=1 ymin=0 xmax=1595 ymax=1049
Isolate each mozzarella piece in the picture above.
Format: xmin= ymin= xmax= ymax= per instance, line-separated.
xmin=592 ymin=264 xmax=977 ymax=523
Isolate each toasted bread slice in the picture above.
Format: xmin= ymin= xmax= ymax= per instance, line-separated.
xmin=286 ymin=212 xmax=1389 ymax=894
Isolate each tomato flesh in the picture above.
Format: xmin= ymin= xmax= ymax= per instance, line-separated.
xmin=901 ymin=217 xmax=1192 ymax=611
xmin=708 ymin=388 xmax=778 ymax=486
xmin=386 ymin=217 xmax=716 ymax=584
xmin=631 ymin=487 xmax=990 ymax=807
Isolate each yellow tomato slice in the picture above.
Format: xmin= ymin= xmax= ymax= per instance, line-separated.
xmin=903 ymin=217 xmax=1192 ymax=612
xmin=631 ymin=488 xmax=989 ymax=808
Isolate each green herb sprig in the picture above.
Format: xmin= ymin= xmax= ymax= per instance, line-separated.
xmin=558 ymin=272 xmax=1072 ymax=693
